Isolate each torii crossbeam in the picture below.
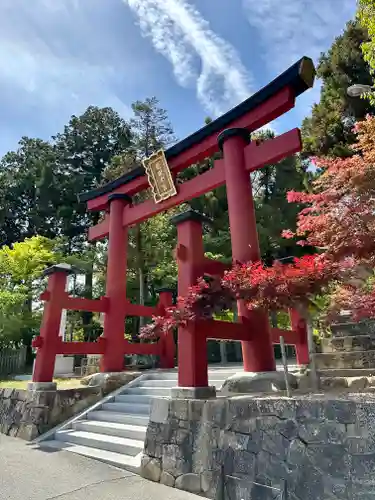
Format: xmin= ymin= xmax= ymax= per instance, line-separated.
xmin=77 ymin=56 xmax=315 ymax=376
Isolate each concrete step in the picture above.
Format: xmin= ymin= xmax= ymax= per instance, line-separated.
xmin=101 ymin=402 xmax=150 ymax=414
xmin=321 ymin=335 xmax=375 ymax=353
xmin=146 ymin=370 xmax=239 ymax=381
xmin=114 ymin=394 xmax=167 ymax=405
xmin=55 ymin=429 xmax=144 ymax=456
xmin=73 ymin=420 xmax=147 ymax=441
xmin=135 ymin=379 xmax=180 ymax=388
xmin=144 ymin=372 xmax=177 ymax=380
xmin=115 ymin=394 xmax=154 ymax=405
xmin=314 ymin=350 xmax=375 ymax=370
xmin=135 ymin=378 xmax=225 ymax=388
xmin=39 ymin=440 xmax=140 ymax=472
xmin=122 ymin=387 xmax=171 ymax=397
xmin=87 ymin=410 xmax=149 ymax=426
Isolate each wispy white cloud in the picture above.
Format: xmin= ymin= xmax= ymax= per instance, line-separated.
xmin=243 ymin=0 xmax=356 ymax=73
xmin=124 ymin=0 xmax=252 ymax=116
xmin=243 ymin=0 xmax=357 ymax=125
xmin=0 ymin=0 xmax=148 ymax=147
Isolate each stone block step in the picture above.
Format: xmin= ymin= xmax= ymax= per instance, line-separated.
xmin=321 ymin=335 xmax=375 ymax=353
xmin=115 ymin=394 xmax=156 ymax=405
xmin=135 ymin=379 xmax=178 ymax=388
xmin=135 ymin=378 xmax=224 ymax=388
xmin=87 ymin=410 xmax=149 ymax=425
xmin=145 ymin=370 xmax=241 ymax=381
xmin=142 ymin=372 xmax=177 ymax=380
xmin=313 ymin=350 xmax=375 ymax=370
xmin=39 ymin=440 xmax=140 ymax=472
xmin=73 ymin=420 xmax=147 ymax=441
xmin=331 ymin=320 xmax=375 ymax=337
xmin=55 ymin=429 xmax=144 ymax=456
xmin=101 ymin=402 xmax=150 ymax=414
xmin=122 ymin=387 xmax=171 ymax=397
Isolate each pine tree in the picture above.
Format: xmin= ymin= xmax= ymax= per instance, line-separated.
xmin=128 ymin=98 xmax=176 ymax=327
xmin=54 ymin=106 xmax=132 ymax=340
xmin=302 ymin=21 xmax=375 ymax=158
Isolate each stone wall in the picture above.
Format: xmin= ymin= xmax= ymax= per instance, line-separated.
xmin=0 ymin=385 xmax=101 ymax=440
xmin=141 ymin=395 xmax=375 ymax=500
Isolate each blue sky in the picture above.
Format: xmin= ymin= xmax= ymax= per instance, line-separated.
xmin=0 ymin=0 xmax=357 ymax=155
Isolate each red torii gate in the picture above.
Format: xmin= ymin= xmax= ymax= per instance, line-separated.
xmin=31 ymin=56 xmax=315 ymax=387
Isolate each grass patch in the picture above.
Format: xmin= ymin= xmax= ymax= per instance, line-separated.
xmin=0 ymin=378 xmax=83 ymax=390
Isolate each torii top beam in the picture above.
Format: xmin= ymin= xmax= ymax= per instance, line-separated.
xmin=79 ymin=57 xmax=315 ymax=215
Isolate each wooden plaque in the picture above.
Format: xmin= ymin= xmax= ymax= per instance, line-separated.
xmin=143 ymin=149 xmax=177 ymax=204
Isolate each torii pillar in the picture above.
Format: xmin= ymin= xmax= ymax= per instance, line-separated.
xmin=218 ymin=128 xmax=276 ymax=372
xmin=100 ymin=193 xmax=131 ymax=373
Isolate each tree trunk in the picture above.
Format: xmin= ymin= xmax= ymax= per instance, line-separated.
xmin=23 ymin=292 xmax=34 ymax=365
xmin=139 ymin=267 xmax=146 ymax=327
xmin=219 ymin=342 xmax=228 ymax=365
xmin=135 ymin=224 xmax=147 ymax=329
xmin=82 ymin=214 xmax=99 ymax=341
xmin=234 ymin=342 xmax=242 ymax=362
xmin=82 ymin=266 xmax=93 ymax=341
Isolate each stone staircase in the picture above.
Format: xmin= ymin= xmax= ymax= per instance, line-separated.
xmin=38 ymin=367 xmax=240 ymax=472
xmin=314 ymin=319 xmax=375 ymax=376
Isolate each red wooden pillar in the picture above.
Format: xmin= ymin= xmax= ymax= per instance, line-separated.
xmin=171 ymin=210 xmax=208 ymax=387
xmin=32 ymin=264 xmax=73 ymax=383
xmin=101 ymin=194 xmax=130 ymax=373
xmin=218 ymin=128 xmax=276 ymax=372
xmin=290 ymin=309 xmax=309 ymax=365
xmin=157 ymin=288 xmax=175 ymax=369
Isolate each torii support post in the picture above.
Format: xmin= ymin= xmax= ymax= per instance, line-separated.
xmin=157 ymin=288 xmax=176 ymax=369
xmin=218 ymin=129 xmax=276 ymax=372
xmin=100 ymin=194 xmax=131 ymax=373
xmin=32 ymin=264 xmax=74 ymax=387
xmin=170 ymin=210 xmax=210 ymax=388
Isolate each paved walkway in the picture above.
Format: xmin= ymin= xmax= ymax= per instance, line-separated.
xmin=0 ymin=434 xmax=198 ymax=500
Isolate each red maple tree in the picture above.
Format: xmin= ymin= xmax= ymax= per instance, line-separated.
xmin=141 ymin=116 xmax=375 ymax=339
xmin=285 ymin=115 xmax=375 ymax=262
xmin=284 ymin=115 xmax=375 ymax=319
xmin=140 ymin=255 xmax=344 ymax=339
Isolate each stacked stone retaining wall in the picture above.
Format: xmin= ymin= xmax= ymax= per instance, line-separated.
xmin=0 ymin=386 xmax=101 ymax=440
xmin=141 ymin=395 xmax=375 ymax=500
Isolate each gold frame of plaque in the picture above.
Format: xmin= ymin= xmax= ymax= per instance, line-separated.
xmin=142 ymin=149 xmax=177 ymax=204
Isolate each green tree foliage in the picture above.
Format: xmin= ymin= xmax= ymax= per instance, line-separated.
xmin=302 ymin=21 xmax=375 ymax=157
xmin=53 ymin=106 xmax=132 ymax=339
xmin=103 ymin=98 xmax=177 ymax=332
xmin=184 ymin=129 xmax=307 ymax=264
xmin=0 ymin=138 xmax=60 ymax=246
xmin=131 ymin=97 xmax=176 ymax=157
xmin=0 ymin=291 xmax=29 ymax=349
xmin=54 ymin=106 xmax=132 ymax=248
xmin=183 ymin=165 xmax=231 ymax=260
xmin=0 ymin=236 xmax=58 ymax=351
xmin=253 ymin=131 xmax=309 ymax=263
xmin=0 ymin=236 xmax=57 ymax=287
xmin=358 ymin=0 xmax=375 ymax=104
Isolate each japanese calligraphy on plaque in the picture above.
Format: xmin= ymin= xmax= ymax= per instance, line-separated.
xmin=142 ymin=149 xmax=177 ymax=204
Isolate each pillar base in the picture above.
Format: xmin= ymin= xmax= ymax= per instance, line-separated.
xmin=28 ymin=382 xmax=57 ymax=392
xmin=170 ymin=386 xmax=216 ymax=399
